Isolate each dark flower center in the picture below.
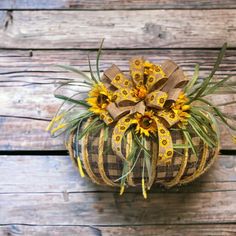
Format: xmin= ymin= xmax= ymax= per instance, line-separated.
xmin=97 ymin=94 xmax=109 ymax=107
xmin=140 ymin=116 xmax=153 ymax=129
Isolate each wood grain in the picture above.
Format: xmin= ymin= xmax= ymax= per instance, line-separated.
xmin=0 ymin=1 xmax=234 ymax=234
xmin=1 ymin=49 xmax=235 ymax=118
xmin=0 ymin=155 xmax=235 ymax=193
xmin=0 ymin=10 xmax=235 ymax=49
xmin=1 ymin=49 xmax=236 ymax=76
xmin=0 ymin=49 xmax=235 ymax=150
xmin=0 ymin=191 xmax=235 ymax=225
xmin=1 ymin=117 xmax=234 ymax=150
xmin=1 ymin=224 xmax=236 ymax=236
xmin=1 ymin=0 xmax=236 ymax=10
xmin=2 ymin=82 xmax=234 ymax=119
xmin=0 ymin=117 xmax=64 ymax=150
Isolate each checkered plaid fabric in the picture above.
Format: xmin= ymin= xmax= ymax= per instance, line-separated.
xmin=70 ymin=122 xmax=216 ymax=187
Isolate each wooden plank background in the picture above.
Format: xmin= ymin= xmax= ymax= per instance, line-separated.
xmin=0 ymin=10 xmax=235 ymax=49
xmin=1 ymin=0 xmax=236 ymax=9
xmin=0 ymin=1 xmax=235 ymax=235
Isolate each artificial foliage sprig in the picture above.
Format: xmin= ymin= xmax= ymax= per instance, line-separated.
xmin=182 ymin=43 xmax=235 ymax=155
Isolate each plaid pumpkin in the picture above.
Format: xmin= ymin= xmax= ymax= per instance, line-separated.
xmin=68 ymin=119 xmax=218 ymax=188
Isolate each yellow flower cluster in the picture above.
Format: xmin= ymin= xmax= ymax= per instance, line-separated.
xmin=86 ymin=83 xmax=112 ymax=115
xmin=171 ymin=92 xmax=191 ymax=126
xmin=134 ymin=85 xmax=148 ymax=99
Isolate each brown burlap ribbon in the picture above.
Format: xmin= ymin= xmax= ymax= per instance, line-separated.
xmin=100 ymin=57 xmax=189 ymax=163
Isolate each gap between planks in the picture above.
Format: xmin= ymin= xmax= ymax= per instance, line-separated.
xmin=0 ymin=0 xmax=236 ymax=10
xmin=0 ymin=223 xmax=236 ymax=236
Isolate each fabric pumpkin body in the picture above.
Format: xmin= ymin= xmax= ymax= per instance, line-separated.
xmin=68 ymin=118 xmax=219 ymax=188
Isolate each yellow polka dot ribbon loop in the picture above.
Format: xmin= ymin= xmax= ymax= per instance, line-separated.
xmin=111 ymin=116 xmax=136 ymax=160
xmin=157 ymin=109 xmax=180 ymax=128
xmin=129 ymin=57 xmax=145 ymax=86
xmin=145 ymin=91 xmax=168 ymax=109
xmin=114 ymin=89 xmax=140 ymax=107
xmin=145 ymin=66 xmax=167 ymax=92
xmin=111 ymin=72 xmax=133 ymax=90
xmin=155 ymin=119 xmax=174 ymax=164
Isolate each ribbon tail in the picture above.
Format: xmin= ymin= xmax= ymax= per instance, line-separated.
xmin=154 ymin=118 xmax=174 ymax=164
xmin=100 ymin=111 xmax=114 ymax=125
xmin=111 ymin=115 xmax=136 ymax=160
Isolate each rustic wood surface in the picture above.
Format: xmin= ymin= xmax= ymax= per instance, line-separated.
xmin=0 ymin=1 xmax=235 ymax=235
xmin=1 ymin=225 xmax=236 ymax=236
xmin=0 ymin=10 xmax=236 ymax=49
xmin=1 ymin=0 xmax=236 ymax=10
xmin=0 ymin=156 xmax=235 ymax=227
xmin=0 ymin=49 xmax=235 ymax=150
xmin=0 ymin=155 xmax=235 ymax=193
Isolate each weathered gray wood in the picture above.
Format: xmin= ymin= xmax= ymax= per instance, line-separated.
xmin=0 ymin=155 xmax=235 ymax=193
xmin=0 ymin=190 xmax=235 ymax=225
xmin=1 ymin=0 xmax=236 ymax=10
xmin=0 ymin=117 xmax=234 ymax=150
xmin=1 ymin=49 xmax=235 ymax=113
xmin=0 ymin=0 xmax=236 ymax=10
xmin=0 ymin=49 xmax=235 ymax=150
xmin=1 ymin=82 xmax=234 ymax=119
xmin=0 ymin=10 xmax=235 ymax=49
xmin=1 ymin=49 xmax=236 ymax=76
xmin=0 ymin=117 xmax=64 ymax=150
xmin=0 ymin=2 xmax=234 ymax=234
xmin=1 ymin=224 xmax=236 ymax=236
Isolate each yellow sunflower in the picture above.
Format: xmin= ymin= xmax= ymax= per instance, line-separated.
xmin=86 ymin=83 xmax=112 ymax=115
xmin=133 ymin=110 xmax=157 ymax=136
xmin=171 ymin=92 xmax=191 ymax=125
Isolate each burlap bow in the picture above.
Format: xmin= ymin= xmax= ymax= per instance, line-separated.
xmin=100 ymin=57 xmax=189 ymax=163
